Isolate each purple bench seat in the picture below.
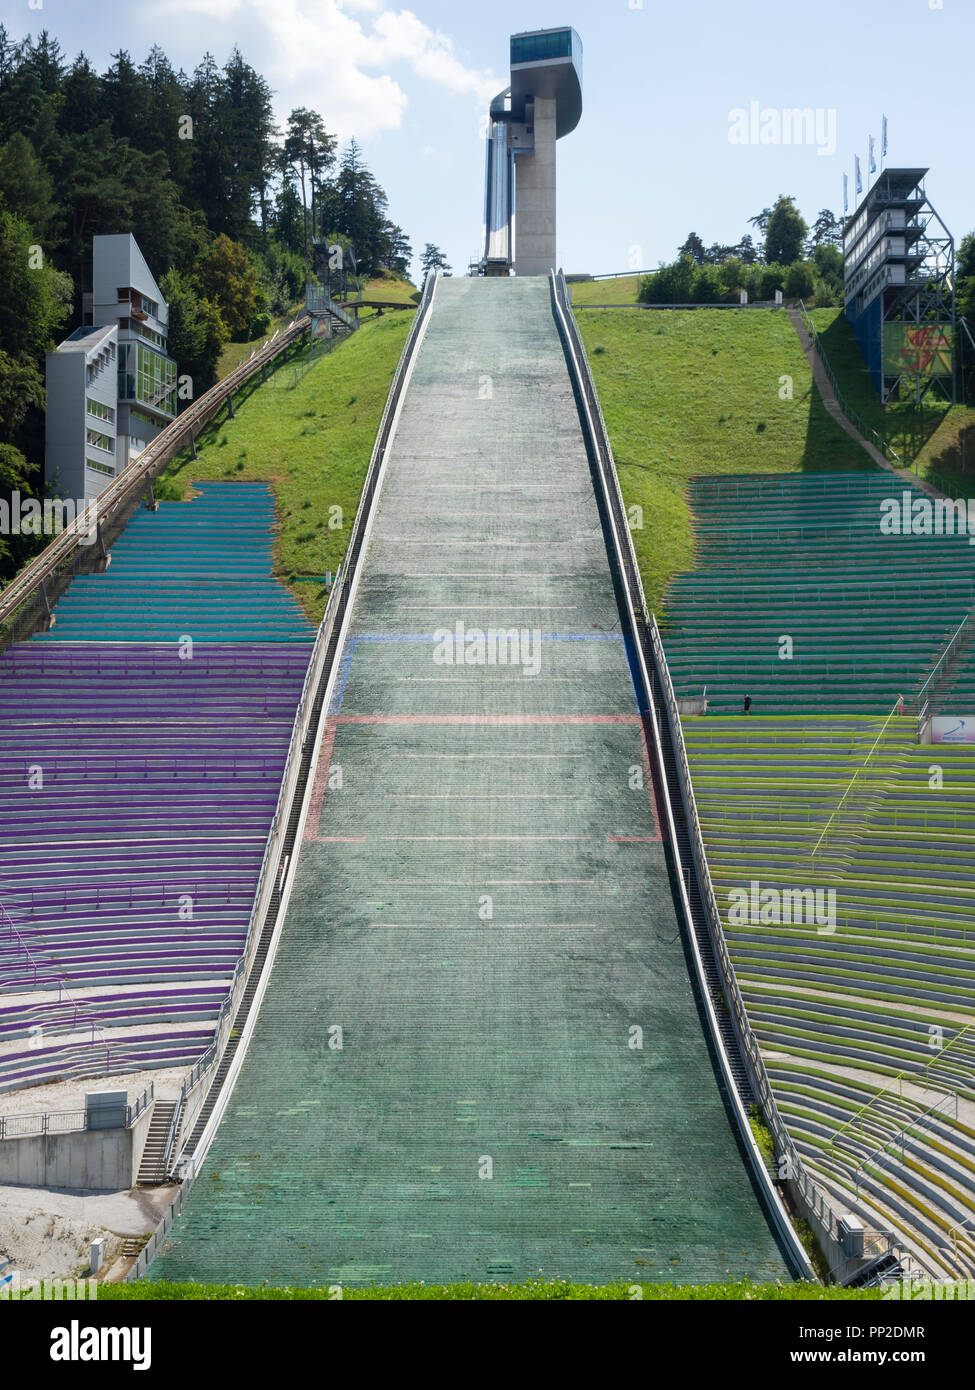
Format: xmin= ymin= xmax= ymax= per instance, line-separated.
xmin=0 ymin=633 xmax=309 ymax=1092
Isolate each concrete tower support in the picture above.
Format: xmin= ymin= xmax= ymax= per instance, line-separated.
xmin=515 ymin=97 xmax=558 ymax=276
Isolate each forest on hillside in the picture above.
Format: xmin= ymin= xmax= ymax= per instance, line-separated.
xmin=0 ymin=29 xmax=414 ymax=578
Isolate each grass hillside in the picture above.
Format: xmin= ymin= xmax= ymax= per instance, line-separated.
xmin=914 ymin=404 xmax=975 ymax=491
xmin=570 ymin=275 xmax=643 ymax=306
xmin=574 ymin=307 xmax=875 ymax=612
xmin=158 ymin=310 xmax=413 ymax=623
xmin=354 ymin=272 xmax=420 ymax=324
xmin=362 ymin=271 xmax=419 ymax=304
xmin=217 ymin=306 xmax=303 ymax=379
xmin=214 ymin=276 xmax=416 ymax=378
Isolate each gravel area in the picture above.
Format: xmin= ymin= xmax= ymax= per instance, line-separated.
xmin=0 ymin=1182 xmax=176 ymax=1283
xmin=0 ymin=1066 xmax=190 ymax=1283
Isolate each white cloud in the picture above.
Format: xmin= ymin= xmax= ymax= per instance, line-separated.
xmin=148 ymin=0 xmax=500 ymax=140
xmin=370 ymin=10 xmax=499 ymax=104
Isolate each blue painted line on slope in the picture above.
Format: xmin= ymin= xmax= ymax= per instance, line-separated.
xmin=328 ymin=637 xmax=358 ymax=716
xmin=622 ymin=632 xmax=649 ymax=715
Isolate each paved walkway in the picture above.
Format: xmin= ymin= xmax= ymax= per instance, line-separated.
xmin=149 ymin=278 xmax=788 ymax=1288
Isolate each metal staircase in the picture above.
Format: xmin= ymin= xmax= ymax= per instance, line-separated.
xmin=136 ymin=1100 xmax=178 ymax=1186
xmin=305 ymin=288 xmax=358 ymax=333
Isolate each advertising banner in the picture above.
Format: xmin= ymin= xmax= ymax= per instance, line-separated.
xmin=931 ymin=716 xmax=975 ymax=744
xmin=884 ymin=323 xmax=953 ymax=377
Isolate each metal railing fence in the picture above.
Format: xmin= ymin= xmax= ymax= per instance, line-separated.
xmin=0 ymin=1081 xmax=153 ymax=1140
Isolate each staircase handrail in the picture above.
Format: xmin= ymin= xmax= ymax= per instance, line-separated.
xmin=830 ymin=1017 xmax=975 ymax=1157
xmin=915 ymin=612 xmax=970 ymax=724
xmin=809 ymin=699 xmax=905 ymax=858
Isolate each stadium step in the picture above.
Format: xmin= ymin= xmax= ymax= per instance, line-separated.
xmin=0 ymin=480 xmax=314 ymax=1090
xmin=136 ymin=1100 xmax=179 ymax=1186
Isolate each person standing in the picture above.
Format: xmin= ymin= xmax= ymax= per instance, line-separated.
xmin=743 ymin=694 xmax=752 ymax=715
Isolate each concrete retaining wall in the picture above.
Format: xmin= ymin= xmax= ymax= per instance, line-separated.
xmin=0 ymin=1104 xmax=153 ymax=1191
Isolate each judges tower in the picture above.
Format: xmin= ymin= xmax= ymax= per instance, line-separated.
xmin=481 ymin=27 xmax=583 ymax=277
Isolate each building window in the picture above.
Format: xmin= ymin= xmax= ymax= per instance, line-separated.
xmin=118 ymin=318 xmax=166 ymax=348
xmin=86 ymin=397 xmax=115 ymax=424
xmin=86 ymin=428 xmax=114 ymax=452
xmin=86 ymin=457 xmax=115 ymax=476
xmin=117 ymin=341 xmax=177 ymax=417
xmin=129 ymin=408 xmax=159 ymax=431
xmin=511 ymin=30 xmax=573 ymax=64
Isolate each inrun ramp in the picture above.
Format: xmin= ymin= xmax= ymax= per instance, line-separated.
xmin=151 ymin=278 xmax=788 ymax=1287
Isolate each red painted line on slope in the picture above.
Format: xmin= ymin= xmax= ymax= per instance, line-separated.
xmin=637 ymin=719 xmax=666 ymax=843
xmin=304 ymin=713 xmax=663 ymax=845
xmin=303 ymin=716 xmax=338 ymax=842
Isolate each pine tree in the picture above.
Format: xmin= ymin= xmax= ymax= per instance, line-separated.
xmin=321 ymin=139 xmax=389 ymax=277
xmin=18 ymin=30 xmax=66 ymax=96
xmin=420 ymin=244 xmax=451 ymax=276
xmin=272 ymin=171 xmax=306 ymax=259
xmin=139 ymin=46 xmax=193 ymax=189
xmin=0 ymin=132 xmax=55 ymax=235
xmin=61 ymin=54 xmax=102 ymax=135
xmin=284 ymin=108 xmax=336 ymax=258
xmin=381 ymin=222 xmax=412 ymax=278
xmin=219 ymin=48 xmax=277 ymax=245
xmin=102 ymin=50 xmax=149 ymax=147
xmin=184 ymin=53 xmax=228 ymax=231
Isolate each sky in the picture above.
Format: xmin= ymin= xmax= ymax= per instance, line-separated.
xmin=2 ymin=0 xmax=972 ymax=280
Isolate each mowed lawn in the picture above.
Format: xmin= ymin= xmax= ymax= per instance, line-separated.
xmin=574 ymin=307 xmax=874 ymax=613
xmin=160 ymin=310 xmax=413 ymax=623
xmin=99 ymin=1278 xmax=880 ymax=1301
xmin=569 ymin=275 xmax=643 ymax=306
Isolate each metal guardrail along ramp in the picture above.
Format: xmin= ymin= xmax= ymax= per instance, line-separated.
xmin=146 ymin=277 xmax=789 ymax=1288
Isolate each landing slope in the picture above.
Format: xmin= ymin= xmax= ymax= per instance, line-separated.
xmin=149 ymin=278 xmax=787 ymax=1288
